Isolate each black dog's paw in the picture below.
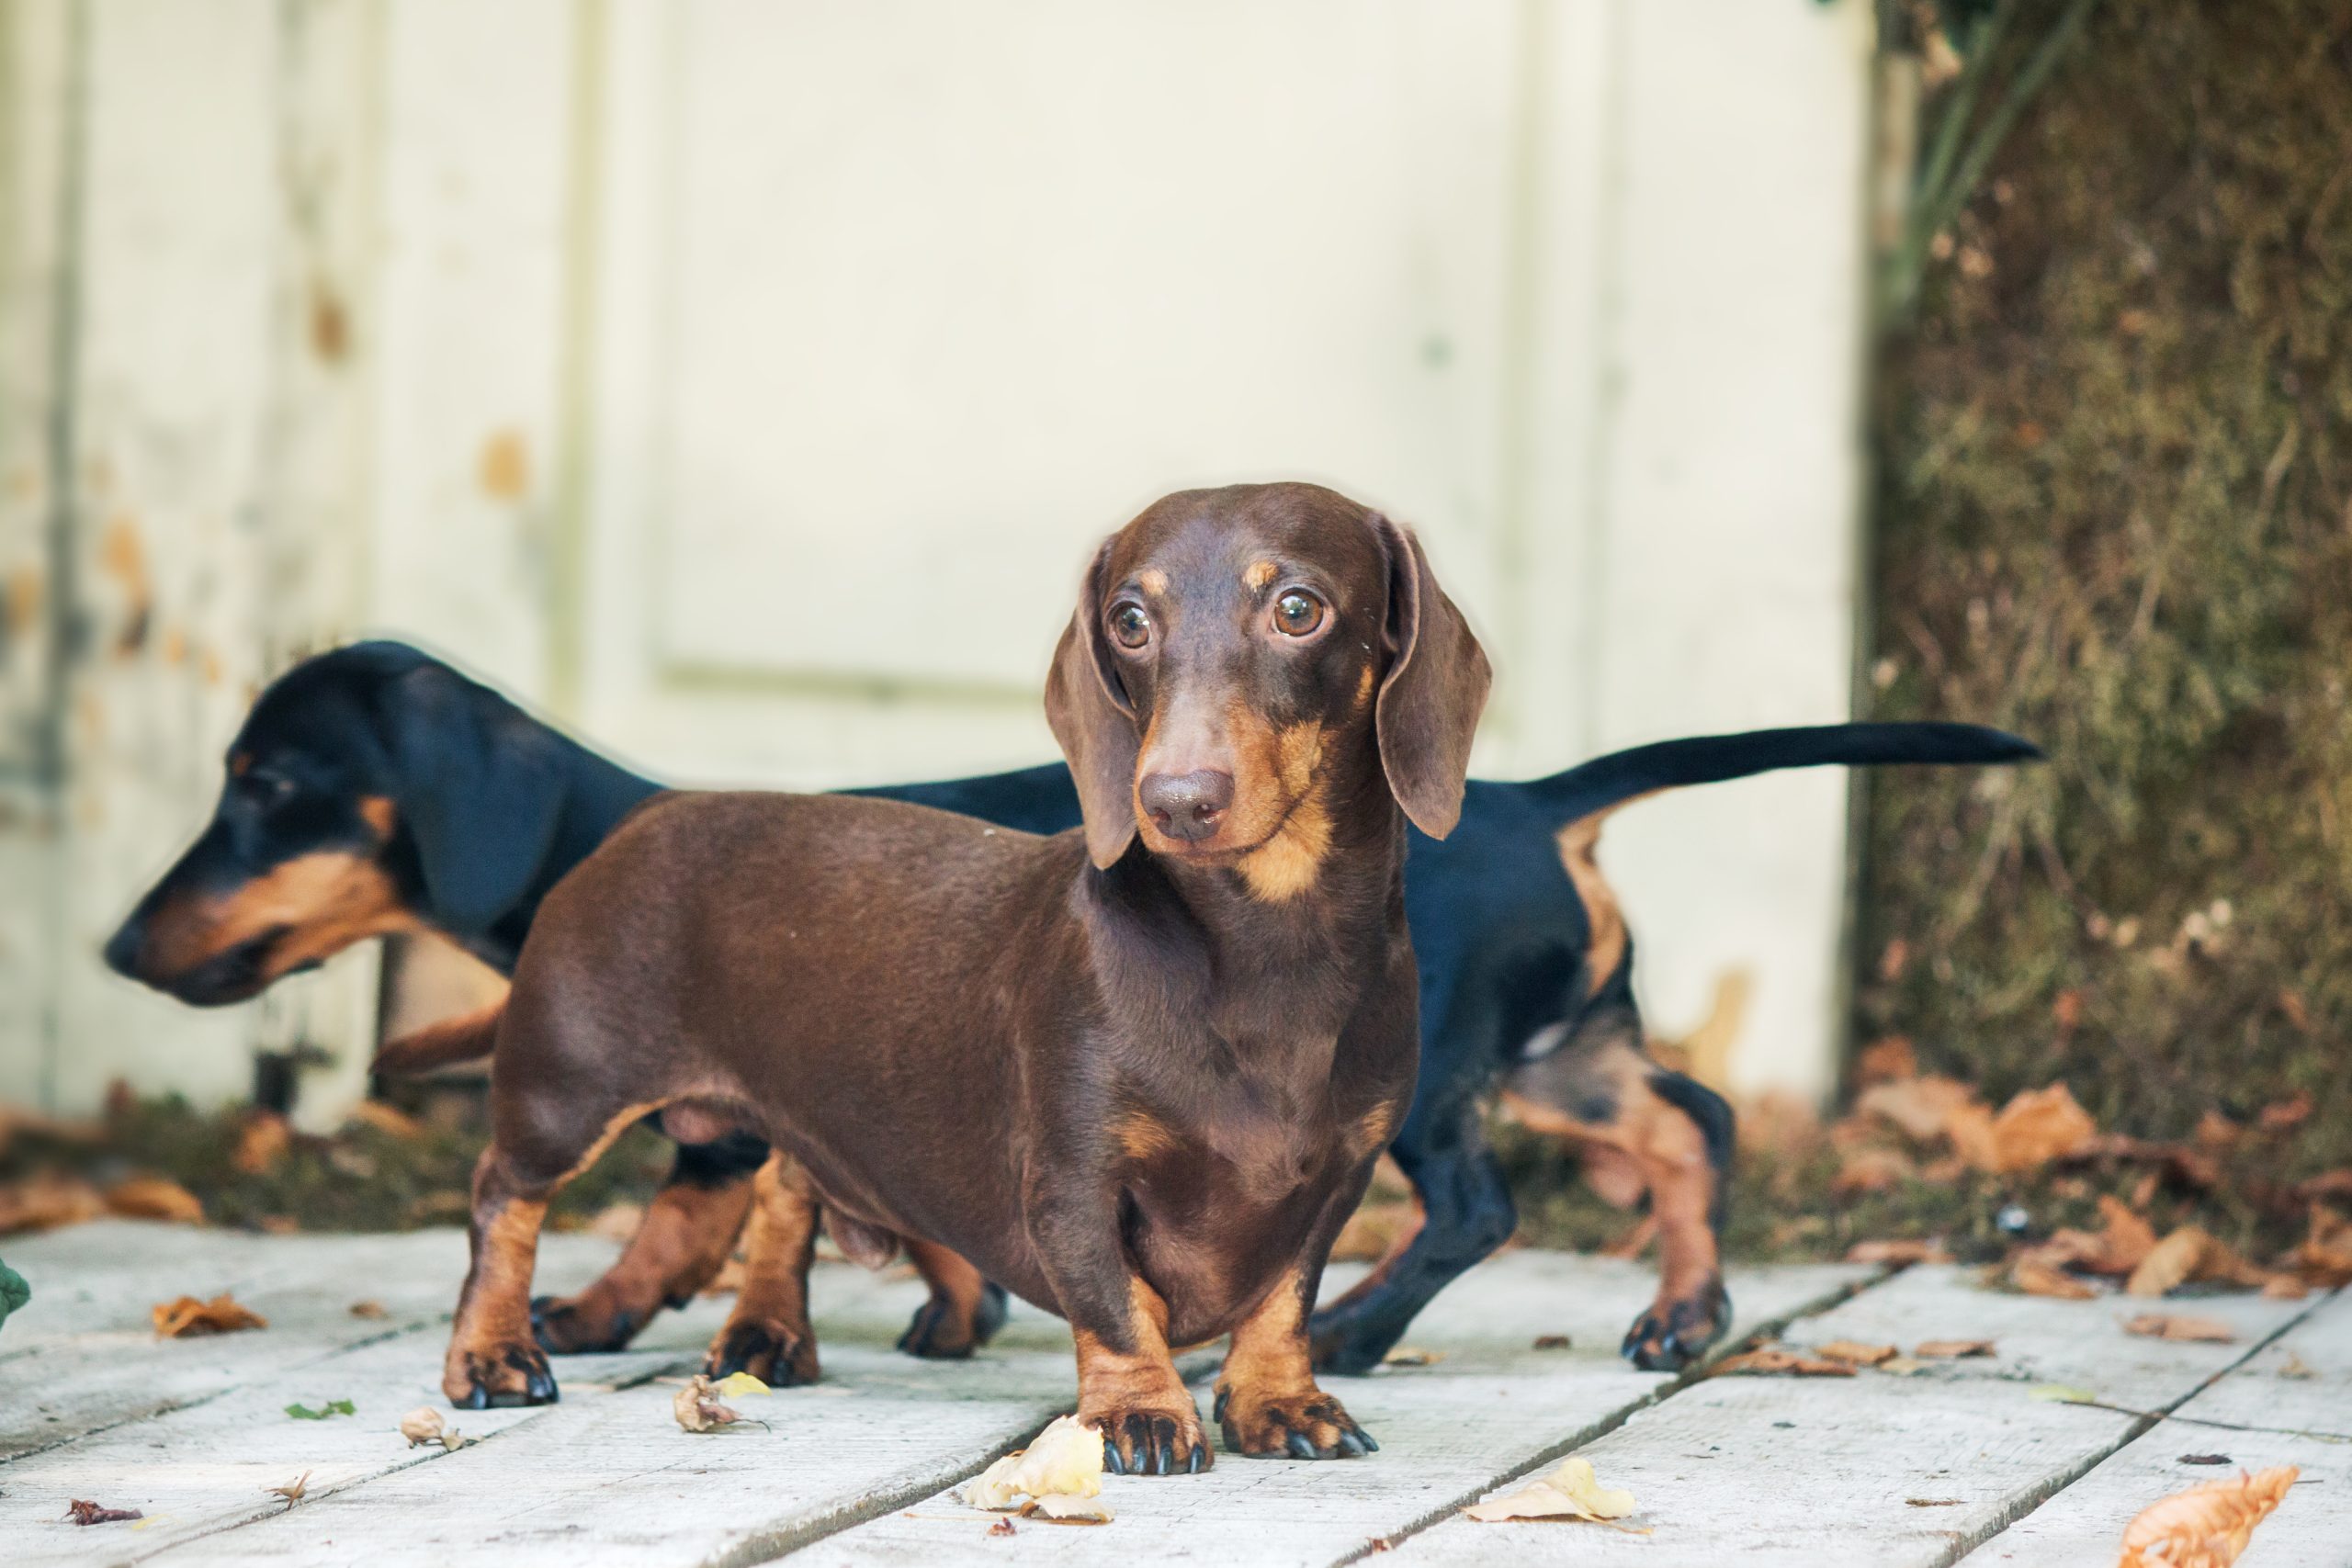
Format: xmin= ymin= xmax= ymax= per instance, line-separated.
xmin=703 ymin=1317 xmax=820 ymax=1387
xmin=1621 ymin=1276 xmax=1731 ymax=1371
xmin=444 ymin=1339 xmax=559 ymax=1408
xmin=530 ymin=1292 xmax=639 ymax=1356
xmin=1216 ymin=1382 xmax=1377 ymax=1461
xmin=1305 ymin=1311 xmax=1390 ymax=1378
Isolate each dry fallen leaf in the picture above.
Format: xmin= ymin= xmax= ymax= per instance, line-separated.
xmin=2128 ymin=1227 xmax=2211 ymax=1298
xmin=1833 ymin=1145 xmax=1917 ymax=1196
xmin=104 ymin=1177 xmax=204 ymax=1224
xmin=1985 ymin=1083 xmax=2098 ymax=1173
xmin=64 ymin=1499 xmax=144 ymax=1525
xmin=2292 ymin=1207 xmax=2352 ymax=1288
xmin=1381 ymin=1346 xmax=1443 ymax=1367
xmin=2124 ymin=1314 xmax=2237 ymax=1344
xmin=2117 ymin=1466 xmax=2297 ymax=1568
xmin=1713 ymin=1347 xmax=1857 ymax=1378
xmin=1856 ymin=1074 xmax=1986 ymax=1144
xmin=964 ymin=1415 xmax=1108 ymax=1517
xmin=673 ymin=1374 xmax=746 ymax=1433
xmin=348 ymin=1299 xmax=388 ymax=1320
xmin=1855 ymin=1035 xmax=1917 ymax=1085
xmin=2040 ymin=1194 xmax=2158 ymax=1277
xmin=713 ymin=1371 xmax=773 ymax=1400
xmin=0 ymin=1171 xmax=107 ymax=1235
xmin=266 ymin=1472 xmax=311 ymax=1509
xmin=1846 ymin=1238 xmax=1955 ymax=1267
xmin=1025 ymin=1493 xmax=1116 ymax=1524
xmin=232 ymin=1111 xmax=292 ymax=1176
xmin=1464 ymin=1456 xmax=1645 ymax=1531
xmin=1914 ymin=1339 xmax=1995 ymax=1359
xmin=152 ymin=1292 xmax=267 ymax=1338
xmin=1532 ymin=1334 xmax=1573 ymax=1351
xmin=2012 ymin=1258 xmax=2098 ymax=1300
xmin=344 ymin=1100 xmax=426 ymax=1139
xmin=395 ymin=1406 xmax=473 ymax=1451
xmin=987 ymin=1517 xmax=1017 ymax=1537
xmin=1815 ymin=1340 xmax=1898 ymax=1366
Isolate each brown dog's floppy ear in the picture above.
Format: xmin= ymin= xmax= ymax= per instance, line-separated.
xmin=1044 ymin=541 xmax=1141 ymax=869
xmin=1374 ymin=515 xmax=1491 ymax=840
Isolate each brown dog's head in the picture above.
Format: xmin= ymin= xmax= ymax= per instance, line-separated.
xmin=1046 ymin=482 xmax=1490 ymax=893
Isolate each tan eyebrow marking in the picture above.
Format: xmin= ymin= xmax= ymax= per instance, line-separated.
xmin=1243 ymin=559 xmax=1278 ymax=592
xmin=1137 ymin=568 xmax=1169 ymax=596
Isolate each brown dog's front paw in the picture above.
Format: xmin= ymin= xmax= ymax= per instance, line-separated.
xmin=703 ymin=1318 xmax=820 ymax=1387
xmin=1621 ymin=1275 xmax=1730 ymax=1371
xmin=1215 ymin=1384 xmax=1376 ymax=1461
xmin=1085 ymin=1400 xmax=1209 ymax=1476
xmin=530 ymin=1291 xmax=644 ymax=1355
xmin=444 ymin=1339 xmax=559 ymax=1409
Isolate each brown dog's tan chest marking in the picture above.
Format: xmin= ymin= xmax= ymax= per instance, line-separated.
xmin=1233 ymin=716 xmax=1335 ymax=902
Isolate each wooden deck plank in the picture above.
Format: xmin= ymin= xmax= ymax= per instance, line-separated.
xmin=1958 ymin=1286 xmax=2350 ymax=1568
xmin=0 ymin=1222 xmax=669 ymax=1464
xmin=1385 ymin=1265 xmax=2324 ymax=1568
xmin=783 ymin=1258 xmax=1871 ymax=1568
xmin=18 ymin=1247 xmax=1864 ymax=1568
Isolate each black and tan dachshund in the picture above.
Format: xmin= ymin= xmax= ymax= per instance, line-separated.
xmin=108 ymin=628 xmax=2036 ymax=1379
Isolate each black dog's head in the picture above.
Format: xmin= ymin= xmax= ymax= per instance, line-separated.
xmin=1046 ymin=481 xmax=1491 ymax=897
xmin=103 ymin=641 xmax=568 ymax=1005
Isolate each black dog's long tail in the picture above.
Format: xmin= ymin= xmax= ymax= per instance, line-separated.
xmin=1518 ymin=721 xmax=2041 ymax=829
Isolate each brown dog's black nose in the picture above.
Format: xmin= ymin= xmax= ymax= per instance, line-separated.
xmin=1138 ymin=769 xmax=1234 ymax=843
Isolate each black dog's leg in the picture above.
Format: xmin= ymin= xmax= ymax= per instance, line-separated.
xmin=532 ymin=1129 xmax=766 ymax=1353
xmin=1308 ymin=1121 xmax=1516 ymax=1376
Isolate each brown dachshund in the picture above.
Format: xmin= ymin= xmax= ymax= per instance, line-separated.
xmin=442 ymin=483 xmax=1490 ymax=1472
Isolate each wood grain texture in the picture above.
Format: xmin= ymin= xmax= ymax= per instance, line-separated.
xmin=1958 ymin=1286 xmax=2350 ymax=1568
xmin=1386 ymin=1267 xmax=2324 ymax=1568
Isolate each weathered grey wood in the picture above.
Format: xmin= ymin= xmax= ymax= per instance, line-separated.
xmin=0 ymin=1221 xmax=718 ymax=1462
xmin=784 ymin=1258 xmax=1871 ymax=1568
xmin=1960 ymin=1286 xmax=2350 ymax=1568
xmin=1386 ymin=1266 xmax=2322 ymax=1568
xmin=9 ymin=1241 xmax=1864 ymax=1568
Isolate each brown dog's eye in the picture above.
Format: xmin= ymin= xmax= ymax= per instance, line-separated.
xmin=1272 ymin=591 xmax=1325 ymax=637
xmin=1109 ymin=602 xmax=1151 ymax=649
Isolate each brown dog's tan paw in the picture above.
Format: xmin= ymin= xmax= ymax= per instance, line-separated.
xmin=444 ymin=1339 xmax=559 ymax=1409
xmin=1214 ymin=1383 xmax=1376 ymax=1460
xmin=1084 ymin=1399 xmax=1210 ymax=1475
xmin=1620 ymin=1274 xmax=1730 ymax=1371
xmin=702 ymin=1318 xmax=820 ymax=1387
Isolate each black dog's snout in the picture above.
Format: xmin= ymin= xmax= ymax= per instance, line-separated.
xmin=103 ymin=917 xmax=147 ymax=980
xmin=1138 ymin=769 xmax=1234 ymax=842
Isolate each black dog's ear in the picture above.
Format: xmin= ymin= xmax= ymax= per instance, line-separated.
xmin=1373 ymin=516 xmax=1491 ymax=840
xmin=379 ymin=663 xmax=567 ymax=933
xmin=1044 ymin=540 xmax=1141 ymax=870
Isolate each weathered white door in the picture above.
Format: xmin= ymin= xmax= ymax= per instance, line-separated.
xmin=1 ymin=0 xmax=1873 ymax=1117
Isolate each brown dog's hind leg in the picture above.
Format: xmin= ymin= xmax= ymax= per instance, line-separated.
xmin=444 ymin=1148 xmax=560 ymax=1408
xmin=1215 ymin=1265 xmax=1375 ymax=1461
xmin=897 ymin=1236 xmax=1009 ymax=1360
xmin=1073 ymin=1276 xmax=1209 ymax=1476
xmin=1502 ymin=1030 xmax=1735 ymax=1372
xmin=701 ymin=1154 xmax=821 ymax=1386
xmin=534 ymin=1149 xmax=757 ymax=1354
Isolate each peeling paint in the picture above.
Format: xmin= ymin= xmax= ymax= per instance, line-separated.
xmin=477 ymin=429 xmax=529 ymax=502
xmin=97 ymin=513 xmax=152 ymax=655
xmin=309 ymin=278 xmax=350 ymax=364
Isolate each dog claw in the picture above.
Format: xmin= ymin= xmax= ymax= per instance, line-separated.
xmin=1102 ymin=1438 xmax=1126 ymax=1475
xmin=1286 ymin=1432 xmax=1320 ymax=1461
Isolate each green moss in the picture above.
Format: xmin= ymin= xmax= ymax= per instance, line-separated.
xmin=1859 ymin=0 xmax=2352 ymax=1177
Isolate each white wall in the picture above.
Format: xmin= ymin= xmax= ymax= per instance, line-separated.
xmin=0 ymin=0 xmax=1875 ymax=1119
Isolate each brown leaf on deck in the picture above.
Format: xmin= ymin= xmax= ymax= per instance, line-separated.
xmin=2290 ymin=1207 xmax=2352 ymax=1288
xmin=987 ymin=1517 xmax=1017 ymax=1537
xmin=348 ymin=1299 xmax=388 ymax=1319
xmin=1381 ymin=1346 xmax=1443 ymax=1367
xmin=0 ymin=1171 xmax=107 ymax=1235
xmin=1816 ymin=1340 xmax=1898 ymax=1366
xmin=1855 ymin=1035 xmax=1917 ymax=1086
xmin=103 ymin=1177 xmax=204 ymax=1224
xmin=1914 ymin=1339 xmax=1995 ymax=1359
xmin=1713 ymin=1346 xmax=1857 ymax=1377
xmin=1833 ymin=1145 xmax=1917 ymax=1196
xmin=266 ymin=1471 xmax=311 ymax=1508
xmin=64 ymin=1499 xmax=143 ymax=1526
xmin=1532 ymin=1334 xmax=1572 ymax=1350
xmin=1855 ymin=1074 xmax=1985 ymax=1144
xmin=673 ymin=1374 xmax=744 ymax=1433
xmin=1846 ymin=1238 xmax=1954 ymax=1267
xmin=152 ymin=1292 xmax=267 ymax=1337
xmin=2117 ymin=1465 xmax=2297 ymax=1568
xmin=2011 ymin=1258 xmax=2098 ymax=1299
xmin=2124 ymin=1314 xmax=2236 ymax=1344
xmin=2127 ymin=1227 xmax=2212 ymax=1298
